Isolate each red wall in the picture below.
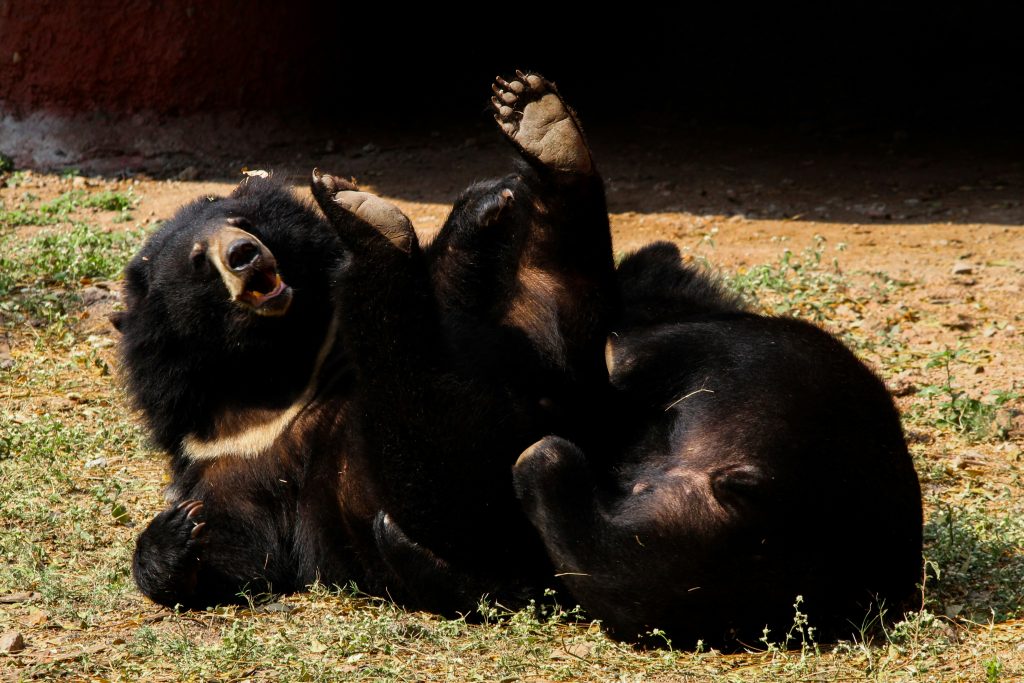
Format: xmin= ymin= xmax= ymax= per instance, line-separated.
xmin=0 ymin=0 xmax=331 ymax=116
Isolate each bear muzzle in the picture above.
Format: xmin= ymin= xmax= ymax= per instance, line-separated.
xmin=206 ymin=225 xmax=293 ymax=316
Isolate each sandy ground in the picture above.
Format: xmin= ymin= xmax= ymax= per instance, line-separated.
xmin=1 ymin=126 xmax=1022 ymax=679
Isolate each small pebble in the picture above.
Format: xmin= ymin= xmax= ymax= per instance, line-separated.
xmin=951 ymin=260 xmax=973 ymax=275
xmin=995 ymin=410 xmax=1015 ymax=435
xmin=888 ymin=379 xmax=918 ymax=397
xmin=257 ymin=602 xmax=294 ymax=614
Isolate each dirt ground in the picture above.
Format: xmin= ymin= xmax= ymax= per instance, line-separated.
xmin=1 ymin=126 xmax=1022 ymax=680
xmin=15 ymin=124 xmax=1024 ymax=397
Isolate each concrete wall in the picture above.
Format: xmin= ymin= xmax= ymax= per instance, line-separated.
xmin=0 ymin=1 xmax=370 ymax=171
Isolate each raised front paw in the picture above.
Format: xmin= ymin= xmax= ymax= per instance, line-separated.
xmin=133 ymin=499 xmax=208 ymax=608
xmin=310 ymin=169 xmax=417 ymax=254
xmin=491 ymin=71 xmax=593 ymax=175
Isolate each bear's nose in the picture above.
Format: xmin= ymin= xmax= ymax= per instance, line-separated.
xmin=226 ymin=238 xmax=261 ymax=271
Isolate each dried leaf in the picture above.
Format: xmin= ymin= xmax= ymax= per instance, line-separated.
xmin=24 ymin=609 xmax=48 ymax=626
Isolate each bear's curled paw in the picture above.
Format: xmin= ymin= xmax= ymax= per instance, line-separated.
xmin=132 ymin=499 xmax=208 ymax=607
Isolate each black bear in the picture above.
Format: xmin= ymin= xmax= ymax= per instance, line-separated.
xmin=512 ymin=242 xmax=924 ymax=647
xmin=119 ymin=71 xmax=615 ymax=611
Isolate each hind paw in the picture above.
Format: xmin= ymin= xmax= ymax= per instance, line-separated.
xmin=513 ymin=436 xmax=594 ymax=520
xmin=491 ymin=71 xmax=592 ymax=174
xmin=311 ymin=169 xmax=416 ymax=254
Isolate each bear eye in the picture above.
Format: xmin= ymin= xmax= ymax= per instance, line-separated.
xmin=227 ymin=216 xmax=252 ymax=230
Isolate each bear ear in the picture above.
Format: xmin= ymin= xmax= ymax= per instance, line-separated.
xmin=108 ymin=311 xmax=126 ymax=333
xmin=189 ymin=242 xmax=208 ymax=268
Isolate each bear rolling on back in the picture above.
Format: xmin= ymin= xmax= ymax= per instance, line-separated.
xmin=116 ymin=179 xmax=370 ymax=607
xmin=120 ymin=71 xmax=616 ymax=612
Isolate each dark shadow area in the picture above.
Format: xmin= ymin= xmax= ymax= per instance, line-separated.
xmin=2 ymin=4 xmax=1021 ymax=224
xmin=247 ymin=121 xmax=1022 ymax=227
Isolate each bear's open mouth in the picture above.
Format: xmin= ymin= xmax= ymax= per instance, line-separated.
xmin=237 ymin=267 xmax=292 ymax=316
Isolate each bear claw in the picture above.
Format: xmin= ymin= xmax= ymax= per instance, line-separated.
xmin=134 ymin=500 xmax=209 ymax=607
xmin=178 ymin=499 xmax=203 ymax=516
xmin=166 ymin=499 xmax=208 ymax=541
xmin=312 ymin=168 xmax=357 ymax=195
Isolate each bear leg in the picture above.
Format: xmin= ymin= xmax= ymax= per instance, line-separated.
xmin=372 ymin=511 xmax=512 ymax=615
xmin=513 ymin=436 xmax=604 ymax=570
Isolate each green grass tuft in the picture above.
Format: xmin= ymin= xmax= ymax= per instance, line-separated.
xmin=722 ymin=235 xmax=854 ymax=322
xmin=1 ymin=188 xmax=138 ymax=228
xmin=914 ymin=348 xmax=1020 ymax=442
xmin=0 ymin=222 xmax=144 ymax=292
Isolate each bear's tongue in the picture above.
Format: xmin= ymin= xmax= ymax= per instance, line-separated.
xmin=245 ymin=269 xmax=281 ymax=301
xmin=236 ymin=266 xmax=292 ymax=316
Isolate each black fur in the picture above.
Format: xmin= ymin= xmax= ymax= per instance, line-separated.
xmin=513 ymin=242 xmax=923 ymax=647
xmin=116 ymin=181 xmax=341 ymax=462
xmin=123 ymin=72 xmax=615 ymax=611
xmin=121 ymin=180 xmax=370 ymax=607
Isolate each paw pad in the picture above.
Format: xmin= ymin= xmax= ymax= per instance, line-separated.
xmin=490 ymin=71 xmax=592 ymax=174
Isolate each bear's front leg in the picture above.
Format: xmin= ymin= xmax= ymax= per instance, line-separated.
xmin=305 ymin=169 xmax=434 ymax=378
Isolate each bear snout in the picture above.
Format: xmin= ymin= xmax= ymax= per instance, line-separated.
xmin=207 ymin=226 xmax=293 ymax=316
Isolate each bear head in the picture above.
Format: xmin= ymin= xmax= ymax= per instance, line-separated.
xmin=112 ymin=177 xmax=345 ymax=465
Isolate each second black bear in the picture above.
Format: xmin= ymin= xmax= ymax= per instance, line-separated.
xmin=513 ymin=242 xmax=923 ymax=647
